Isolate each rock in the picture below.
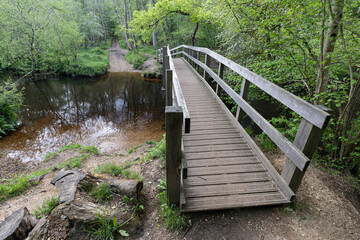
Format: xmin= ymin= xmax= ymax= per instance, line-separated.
xmin=28 ymin=174 xmax=46 ymax=186
xmin=57 ymin=200 xmax=110 ymax=223
xmin=25 ymin=217 xmax=48 ymax=240
xmin=0 ymin=207 xmax=38 ymax=240
xmin=51 ymin=168 xmax=86 ymax=204
xmin=109 ymin=179 xmax=143 ymax=201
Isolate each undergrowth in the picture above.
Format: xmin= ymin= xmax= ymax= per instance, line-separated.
xmin=156 ymin=178 xmax=189 ymax=231
xmin=90 ymin=182 xmax=113 ymax=204
xmin=125 ymin=51 xmax=148 ymax=69
xmin=32 ymin=195 xmax=60 ymax=219
xmin=0 ymin=143 xmax=98 ymax=202
xmin=94 ymin=163 xmax=144 ymax=181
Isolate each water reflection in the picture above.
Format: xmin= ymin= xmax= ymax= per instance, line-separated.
xmin=0 ymin=72 xmax=165 ymax=162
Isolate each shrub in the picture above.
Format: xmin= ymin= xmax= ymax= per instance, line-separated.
xmin=0 ymin=79 xmax=23 ymax=137
xmin=125 ymin=51 xmax=147 ymax=69
xmin=90 ymin=182 xmax=113 ymax=203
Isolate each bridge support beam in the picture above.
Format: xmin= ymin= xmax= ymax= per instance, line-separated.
xmin=165 ymin=106 xmax=183 ymax=205
xmin=281 ymin=106 xmax=331 ymax=193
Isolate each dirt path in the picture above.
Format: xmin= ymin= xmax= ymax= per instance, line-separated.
xmin=108 ymin=39 xmax=159 ymax=74
xmin=108 ymin=39 xmax=138 ymax=72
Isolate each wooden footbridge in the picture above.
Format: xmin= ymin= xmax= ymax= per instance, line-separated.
xmin=156 ymin=45 xmax=331 ymax=212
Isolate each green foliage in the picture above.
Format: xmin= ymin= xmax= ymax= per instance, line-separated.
xmin=32 ymin=195 xmax=60 ymax=219
xmin=94 ymin=163 xmax=144 ymax=181
xmin=59 ymin=143 xmax=98 ymax=155
xmin=137 ymin=45 xmax=156 ymax=55
xmin=90 ymin=182 xmax=113 ymax=204
xmin=56 ymin=154 xmax=90 ymax=169
xmin=89 ymin=210 xmax=129 ymax=240
xmin=43 ymin=152 xmax=59 ymax=162
xmin=0 ymin=80 xmax=23 ymax=137
xmin=144 ymin=135 xmax=166 ymax=163
xmin=125 ymin=51 xmax=148 ymax=69
xmin=128 ymin=144 xmax=144 ymax=154
xmin=0 ymin=169 xmax=49 ymax=202
xmin=156 ymin=179 xmax=189 ymax=231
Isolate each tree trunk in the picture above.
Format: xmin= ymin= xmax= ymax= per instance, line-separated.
xmin=113 ymin=0 xmax=132 ymax=50
xmin=191 ymin=22 xmax=199 ymax=46
xmin=97 ymin=0 xmax=107 ymax=44
xmin=315 ymin=0 xmax=345 ymax=95
xmin=152 ymin=31 xmax=157 ymax=50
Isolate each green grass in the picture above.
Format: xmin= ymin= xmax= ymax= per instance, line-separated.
xmin=59 ymin=143 xmax=99 ymax=155
xmin=56 ymin=43 xmax=110 ymax=77
xmin=43 ymin=152 xmax=59 ymax=162
xmin=90 ymin=182 xmax=113 ymax=204
xmin=94 ymin=163 xmax=144 ymax=181
xmin=89 ymin=209 xmax=130 ymax=239
xmin=0 ymin=144 xmax=98 ymax=202
xmin=156 ymin=178 xmax=189 ymax=231
xmin=137 ymin=45 xmax=156 ymax=55
xmin=128 ymin=143 xmax=144 ymax=154
xmin=0 ymin=169 xmax=49 ymax=202
xmin=125 ymin=51 xmax=148 ymax=69
xmin=32 ymin=195 xmax=60 ymax=219
xmin=144 ymin=135 xmax=166 ymax=164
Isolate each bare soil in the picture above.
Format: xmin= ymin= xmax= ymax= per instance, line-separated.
xmin=108 ymin=39 xmax=159 ymax=74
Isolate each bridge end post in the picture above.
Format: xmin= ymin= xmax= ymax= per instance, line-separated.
xmin=281 ymin=106 xmax=332 ymax=193
xmin=166 ymin=69 xmax=173 ymax=106
xmin=165 ymin=106 xmax=183 ymax=205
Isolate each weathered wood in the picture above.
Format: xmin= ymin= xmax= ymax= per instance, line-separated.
xmin=236 ymin=78 xmax=250 ymax=121
xmin=166 ymin=69 xmax=173 ymax=106
xmin=187 ymin=163 xmax=266 ymax=176
xmin=216 ymin=63 xmax=224 ymax=96
xmin=186 ymin=150 xmax=256 ymax=160
xmin=166 ymin=106 xmax=183 ymax=205
xmin=182 ymin=58 xmax=295 ymax=202
xmin=185 ymin=172 xmax=270 ymax=186
xmin=166 ymin=47 xmax=191 ymax=133
xmin=182 ymin=192 xmax=289 ymax=212
xmin=204 ymin=54 xmax=211 ymax=81
xmin=185 ymin=143 xmax=250 ymax=153
xmin=178 ymin=45 xmax=331 ymax=129
xmin=282 ymin=107 xmax=331 ymax=193
xmin=186 ymin=156 xmax=259 ymax=168
xmin=183 ymin=51 xmax=311 ymax=171
xmin=162 ymin=46 xmax=167 ymax=89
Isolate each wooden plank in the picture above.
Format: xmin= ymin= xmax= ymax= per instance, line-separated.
xmin=190 ymin=125 xmax=234 ymax=131
xmin=183 ymin=137 xmax=245 ymax=147
xmin=185 ymin=181 xmax=278 ymax=198
xmin=190 ymin=120 xmax=231 ymax=126
xmin=181 ymin=53 xmax=311 ymax=172
xmin=187 ymin=128 xmax=237 ymax=135
xmin=186 ymin=156 xmax=259 ymax=168
xmin=187 ymin=164 xmax=266 ymax=176
xmin=186 ymin=150 xmax=255 ymax=160
xmin=181 ymin=58 xmax=295 ymax=201
xmin=178 ymin=45 xmax=330 ymax=129
xmin=182 ymin=192 xmax=289 ymax=212
xmin=185 ymin=172 xmax=270 ymax=186
xmin=184 ymin=143 xmax=250 ymax=153
xmin=183 ymin=132 xmax=243 ymax=141
xmin=166 ymin=69 xmax=173 ymax=106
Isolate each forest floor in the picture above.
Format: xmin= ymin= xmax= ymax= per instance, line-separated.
xmin=1 ymin=142 xmax=360 ymax=240
xmin=108 ymin=39 xmax=158 ymax=74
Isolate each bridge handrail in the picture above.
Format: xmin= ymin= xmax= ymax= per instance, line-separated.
xmin=168 ymin=45 xmax=331 ymax=193
xmin=172 ymin=45 xmax=330 ymax=129
xmin=164 ymin=46 xmax=191 ymax=133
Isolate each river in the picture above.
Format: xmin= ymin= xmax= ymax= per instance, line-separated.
xmin=0 ymin=72 xmax=165 ymax=163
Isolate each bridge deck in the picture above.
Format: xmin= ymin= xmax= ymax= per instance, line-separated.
xmin=173 ymin=58 xmax=293 ymax=212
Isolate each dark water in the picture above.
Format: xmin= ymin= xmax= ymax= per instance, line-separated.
xmin=0 ymin=72 xmax=165 ymax=162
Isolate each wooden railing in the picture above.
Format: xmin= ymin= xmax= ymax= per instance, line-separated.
xmin=166 ymin=45 xmax=332 ymax=193
xmin=159 ymin=45 xmax=190 ymax=205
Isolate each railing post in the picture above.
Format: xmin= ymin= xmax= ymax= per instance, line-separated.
xmin=166 ymin=69 xmax=173 ymax=106
xmin=204 ymin=54 xmax=211 ymax=81
xmin=162 ymin=46 xmax=167 ymax=89
xmin=216 ymin=63 xmax=224 ymax=96
xmin=196 ymin=51 xmax=200 ymax=72
xmin=165 ymin=106 xmax=183 ymax=205
xmin=235 ymin=78 xmax=250 ymax=121
xmin=281 ymin=106 xmax=331 ymax=193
